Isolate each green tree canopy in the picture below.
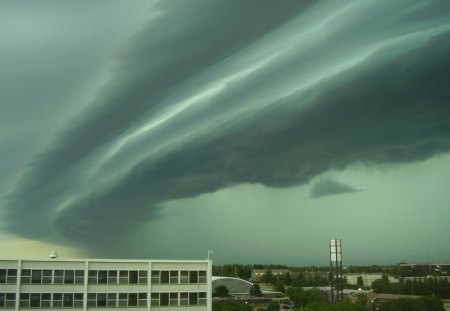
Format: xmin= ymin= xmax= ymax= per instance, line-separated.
xmin=213 ymin=302 xmax=254 ymax=311
xmin=379 ymin=296 xmax=444 ymax=311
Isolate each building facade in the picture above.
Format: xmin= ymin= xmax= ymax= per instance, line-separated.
xmin=0 ymin=258 xmax=212 ymax=311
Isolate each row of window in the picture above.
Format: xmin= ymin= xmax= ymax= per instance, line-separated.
xmin=22 ymin=269 xmax=85 ymax=285
xmin=151 ymin=292 xmax=207 ymax=306
xmin=18 ymin=292 xmax=146 ymax=308
xmin=88 ymin=270 xmax=147 ymax=285
xmin=20 ymin=293 xmax=83 ymax=308
xmin=0 ymin=292 xmax=207 ymax=308
xmin=151 ymin=270 xmax=207 ymax=284
xmin=0 ymin=269 xmax=208 ymax=285
xmin=88 ymin=293 xmax=146 ymax=307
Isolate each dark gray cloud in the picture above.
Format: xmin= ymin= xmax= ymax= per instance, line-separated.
xmin=310 ymin=179 xmax=361 ymax=198
xmin=2 ymin=0 xmax=450 ymax=257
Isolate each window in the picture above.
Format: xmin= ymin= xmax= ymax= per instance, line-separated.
xmin=75 ymin=270 xmax=84 ymax=284
xmin=170 ymin=270 xmax=179 ymax=284
xmin=31 ymin=270 xmax=42 ymax=284
xmin=199 ymin=292 xmax=207 ymax=305
xmin=119 ymin=270 xmax=128 ymax=284
xmin=0 ymin=269 xmax=17 ymax=284
xmin=189 ymin=292 xmax=198 ymax=306
xmin=129 ymin=270 xmax=138 ymax=284
xmin=180 ymin=270 xmax=189 ymax=283
xmin=0 ymin=270 xmax=5 ymax=284
xmin=180 ymin=292 xmax=189 ymax=306
xmin=118 ymin=293 xmax=127 ymax=307
xmin=108 ymin=270 xmax=117 ymax=284
xmin=42 ymin=270 xmax=52 ymax=284
xmin=74 ymin=293 xmax=83 ymax=307
xmin=63 ymin=293 xmax=74 ymax=307
xmin=139 ymin=270 xmax=147 ymax=284
xmin=64 ymin=270 xmax=75 ymax=284
xmin=189 ymin=271 xmax=198 ymax=284
xmin=138 ymin=293 xmax=146 ymax=307
xmin=7 ymin=270 xmax=17 ymax=284
xmin=98 ymin=270 xmax=107 ymax=284
xmin=41 ymin=293 xmax=51 ymax=308
xmin=160 ymin=293 xmax=169 ymax=306
xmin=20 ymin=293 xmax=30 ymax=308
xmin=21 ymin=269 xmax=31 ymax=284
xmin=107 ymin=293 xmax=117 ymax=307
xmin=87 ymin=293 xmax=96 ymax=307
xmin=128 ymin=293 xmax=137 ymax=307
xmin=88 ymin=270 xmax=97 ymax=284
xmin=151 ymin=293 xmax=159 ymax=306
xmin=53 ymin=293 xmax=63 ymax=307
xmin=170 ymin=292 xmax=178 ymax=306
xmin=30 ymin=293 xmax=40 ymax=307
xmin=161 ymin=271 xmax=169 ymax=284
xmin=151 ymin=271 xmax=160 ymax=284
xmin=0 ymin=293 xmax=16 ymax=308
xmin=97 ymin=293 xmax=107 ymax=307
xmin=54 ymin=270 xmax=64 ymax=284
xmin=199 ymin=270 xmax=207 ymax=283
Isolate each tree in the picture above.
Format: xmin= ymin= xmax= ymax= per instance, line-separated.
xmin=285 ymin=272 xmax=292 ymax=286
xmin=301 ymin=301 xmax=369 ymax=311
xmin=213 ymin=302 xmax=254 ymax=311
xmin=357 ymin=276 xmax=364 ymax=287
xmin=262 ymin=270 xmax=278 ymax=284
xmin=287 ymin=287 xmax=308 ymax=308
xmin=214 ymin=285 xmax=229 ymax=297
xmin=273 ymin=282 xmax=285 ymax=293
xmin=250 ymin=284 xmax=262 ymax=297
xmin=287 ymin=287 xmax=326 ymax=308
xmin=372 ymin=274 xmax=390 ymax=293
xmin=266 ymin=301 xmax=279 ymax=311
xmin=355 ymin=293 xmax=367 ymax=306
xmin=379 ymin=296 xmax=445 ymax=311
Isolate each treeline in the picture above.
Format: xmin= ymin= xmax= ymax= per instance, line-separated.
xmin=372 ymin=274 xmax=450 ymax=298
xmin=212 ymin=264 xmax=406 ymax=279
xmin=212 ymin=264 xmax=289 ymax=279
xmin=213 ymin=297 xmax=445 ymax=311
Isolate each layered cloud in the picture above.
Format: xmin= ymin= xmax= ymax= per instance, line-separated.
xmin=3 ymin=0 xmax=450 ymax=255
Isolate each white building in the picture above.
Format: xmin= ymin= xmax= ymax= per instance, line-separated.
xmin=0 ymin=257 xmax=212 ymax=311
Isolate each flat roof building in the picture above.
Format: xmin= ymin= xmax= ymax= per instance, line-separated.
xmin=0 ymin=257 xmax=212 ymax=311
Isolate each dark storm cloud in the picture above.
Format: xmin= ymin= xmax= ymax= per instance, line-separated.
xmin=4 ymin=0 xmax=450 ymax=255
xmin=310 ymin=179 xmax=361 ymax=198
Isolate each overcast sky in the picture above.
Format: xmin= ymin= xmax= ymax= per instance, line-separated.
xmin=1 ymin=0 xmax=450 ymax=266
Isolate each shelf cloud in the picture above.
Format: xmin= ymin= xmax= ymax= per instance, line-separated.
xmin=2 ymin=0 xmax=450 ymax=259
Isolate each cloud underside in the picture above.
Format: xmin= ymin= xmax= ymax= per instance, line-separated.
xmin=310 ymin=179 xmax=361 ymax=198
xmin=4 ymin=0 xmax=450 ymax=254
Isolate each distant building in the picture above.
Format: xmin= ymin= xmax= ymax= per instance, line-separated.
xmin=345 ymin=273 xmax=398 ymax=287
xmin=212 ymin=277 xmax=253 ymax=296
xmin=251 ymin=269 xmax=289 ymax=283
xmin=0 ymin=257 xmax=212 ymax=310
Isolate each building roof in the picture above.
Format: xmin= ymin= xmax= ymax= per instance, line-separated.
xmin=212 ymin=277 xmax=253 ymax=295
